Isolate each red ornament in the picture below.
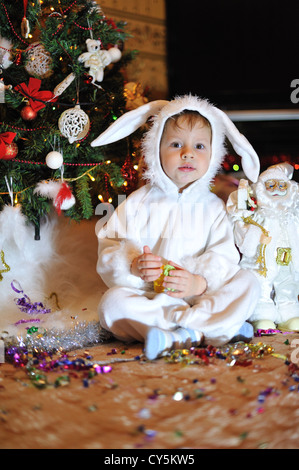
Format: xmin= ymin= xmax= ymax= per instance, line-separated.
xmin=2 ymin=142 xmax=18 ymax=160
xmin=15 ymin=77 xmax=56 ymax=112
xmin=21 ymin=105 xmax=37 ymax=121
xmin=121 ymin=157 xmax=138 ymax=194
xmin=83 ymin=73 xmax=93 ymax=84
xmin=0 ymin=131 xmax=17 ymax=159
xmin=14 ymin=52 xmax=22 ymax=66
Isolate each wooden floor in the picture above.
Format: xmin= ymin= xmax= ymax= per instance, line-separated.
xmin=1 ymin=331 xmax=299 ymax=450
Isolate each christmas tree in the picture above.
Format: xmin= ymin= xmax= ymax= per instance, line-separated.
xmin=0 ymin=0 xmax=143 ymax=239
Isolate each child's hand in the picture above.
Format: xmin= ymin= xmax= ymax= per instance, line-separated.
xmin=131 ymin=245 xmax=162 ymax=282
xmin=163 ymin=261 xmax=207 ymax=298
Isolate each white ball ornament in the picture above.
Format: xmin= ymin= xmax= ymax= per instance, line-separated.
xmin=58 ymin=105 xmax=90 ymax=144
xmin=25 ymin=42 xmax=53 ymax=79
xmin=46 ymin=151 xmax=63 ymax=169
xmin=108 ymin=47 xmax=122 ymax=63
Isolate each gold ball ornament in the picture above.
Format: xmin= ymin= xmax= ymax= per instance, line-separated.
xmin=58 ymin=105 xmax=90 ymax=144
xmin=24 ymin=42 xmax=53 ymax=79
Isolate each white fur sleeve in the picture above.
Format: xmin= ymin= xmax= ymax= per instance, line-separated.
xmin=96 ymin=201 xmax=145 ymax=289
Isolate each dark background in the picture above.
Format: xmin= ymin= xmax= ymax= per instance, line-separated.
xmin=165 ymin=0 xmax=299 ymax=174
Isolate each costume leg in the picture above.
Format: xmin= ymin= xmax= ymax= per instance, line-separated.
xmin=98 ymin=285 xmax=189 ymax=342
xmin=164 ymin=269 xmax=261 ymax=346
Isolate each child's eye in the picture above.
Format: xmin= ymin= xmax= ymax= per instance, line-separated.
xmin=195 ymin=143 xmax=204 ymax=149
xmin=171 ymin=142 xmax=182 ymax=148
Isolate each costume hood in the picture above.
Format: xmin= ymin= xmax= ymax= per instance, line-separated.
xmin=91 ymin=95 xmax=260 ymax=193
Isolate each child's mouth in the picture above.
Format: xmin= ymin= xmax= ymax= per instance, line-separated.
xmin=178 ymin=165 xmax=195 ymax=172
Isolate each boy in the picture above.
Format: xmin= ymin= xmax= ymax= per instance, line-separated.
xmin=91 ymin=95 xmax=261 ymax=360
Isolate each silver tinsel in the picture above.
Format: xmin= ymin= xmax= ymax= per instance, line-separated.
xmin=3 ymin=321 xmax=113 ymax=354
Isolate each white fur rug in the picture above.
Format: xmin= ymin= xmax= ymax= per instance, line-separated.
xmin=0 ymin=206 xmax=107 ymax=345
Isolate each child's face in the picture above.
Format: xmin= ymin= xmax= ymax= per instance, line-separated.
xmin=160 ymin=115 xmax=212 ymax=191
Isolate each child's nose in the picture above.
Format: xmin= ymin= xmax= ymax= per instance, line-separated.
xmin=181 ymin=146 xmax=194 ymax=159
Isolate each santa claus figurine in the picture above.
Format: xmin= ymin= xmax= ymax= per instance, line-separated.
xmin=227 ymin=162 xmax=299 ymax=332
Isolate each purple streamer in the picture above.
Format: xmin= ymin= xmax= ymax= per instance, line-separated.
xmin=11 ymin=279 xmax=51 ymax=315
xmin=14 ymin=319 xmax=41 ymax=325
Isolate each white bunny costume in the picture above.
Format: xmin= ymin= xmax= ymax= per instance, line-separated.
xmin=91 ymin=95 xmax=261 ymax=346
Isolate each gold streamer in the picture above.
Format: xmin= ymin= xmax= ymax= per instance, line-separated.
xmin=0 ymin=249 xmax=11 ymax=281
xmin=242 ymin=216 xmax=269 ymax=277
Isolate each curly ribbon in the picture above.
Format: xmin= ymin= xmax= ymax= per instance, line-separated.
xmin=14 ymin=318 xmax=41 ymax=325
xmin=14 ymin=77 xmax=56 ymax=112
xmin=11 ymin=280 xmax=51 ymax=315
xmin=0 ymin=132 xmax=16 ymax=159
xmin=0 ymin=250 xmax=11 ymax=280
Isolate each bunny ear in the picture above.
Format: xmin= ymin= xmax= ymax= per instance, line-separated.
xmin=90 ymin=100 xmax=168 ymax=147
xmin=213 ymin=108 xmax=260 ymax=183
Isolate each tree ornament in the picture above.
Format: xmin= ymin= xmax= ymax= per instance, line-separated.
xmin=58 ymin=104 xmax=90 ymax=144
xmin=78 ymin=39 xmax=121 ymax=86
xmin=24 ymin=42 xmax=53 ymax=79
xmin=2 ymin=142 xmax=18 ymax=160
xmin=0 ymin=132 xmax=17 ymax=159
xmin=53 ymin=73 xmax=76 ymax=98
xmin=15 ymin=77 xmax=56 ymax=112
xmin=14 ymin=52 xmax=22 ymax=66
xmin=124 ymin=82 xmax=149 ymax=110
xmin=21 ymin=0 xmax=30 ymax=39
xmin=20 ymin=104 xmax=37 ymax=121
xmin=121 ymin=155 xmax=138 ymax=193
xmin=0 ymin=36 xmax=13 ymax=70
xmin=45 ymin=151 xmax=63 ymax=169
xmin=34 ymin=180 xmax=75 ymax=215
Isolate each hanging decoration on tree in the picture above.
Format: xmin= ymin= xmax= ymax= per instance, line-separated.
xmin=124 ymin=82 xmax=149 ymax=111
xmin=0 ymin=36 xmax=13 ymax=70
xmin=58 ymin=104 xmax=90 ymax=144
xmin=53 ymin=73 xmax=76 ymax=98
xmin=20 ymin=105 xmax=37 ymax=121
xmin=78 ymin=39 xmax=121 ymax=87
xmin=121 ymin=154 xmax=138 ymax=194
xmin=0 ymin=132 xmax=18 ymax=160
xmin=24 ymin=42 xmax=53 ymax=79
xmin=15 ymin=77 xmax=56 ymax=120
xmin=21 ymin=0 xmax=30 ymax=39
xmin=34 ymin=180 xmax=75 ymax=215
xmin=45 ymin=151 xmax=64 ymax=170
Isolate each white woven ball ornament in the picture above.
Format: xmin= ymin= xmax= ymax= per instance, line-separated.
xmin=46 ymin=151 xmax=63 ymax=169
xmin=58 ymin=105 xmax=90 ymax=144
xmin=25 ymin=42 xmax=53 ymax=79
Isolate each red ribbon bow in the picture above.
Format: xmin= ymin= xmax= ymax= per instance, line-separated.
xmin=14 ymin=77 xmax=56 ymax=112
xmin=0 ymin=132 xmax=16 ymax=159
